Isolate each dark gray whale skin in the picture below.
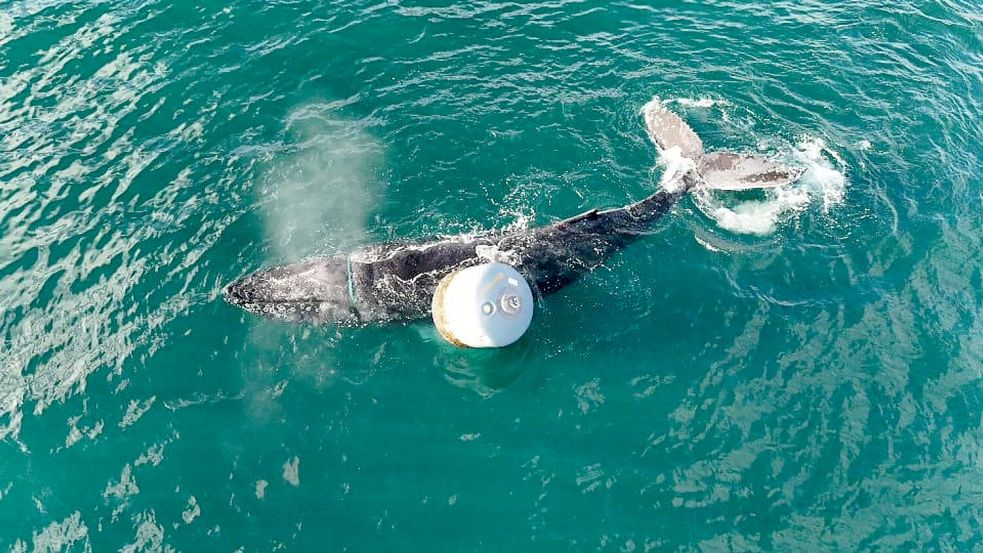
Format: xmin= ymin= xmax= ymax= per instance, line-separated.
xmin=226 ymin=100 xmax=804 ymax=325
xmin=224 ymin=185 xmax=687 ymax=325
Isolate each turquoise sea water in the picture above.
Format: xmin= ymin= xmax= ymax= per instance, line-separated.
xmin=2 ymin=0 xmax=981 ymax=550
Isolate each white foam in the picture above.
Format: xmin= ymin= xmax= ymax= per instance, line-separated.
xmin=670 ymin=97 xmax=729 ymax=109
xmin=0 ymin=13 xmax=13 ymax=36
xmin=656 ymin=146 xmax=697 ymax=193
xmin=794 ymin=137 xmax=847 ymax=212
xmin=475 ymin=243 xmax=521 ymax=266
xmin=699 ymin=187 xmax=810 ymax=235
xmin=693 ymin=137 xmax=847 ymax=236
xmin=694 ymin=235 xmax=722 ymax=252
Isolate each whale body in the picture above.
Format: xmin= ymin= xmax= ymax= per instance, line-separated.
xmin=226 ymin=99 xmax=803 ymax=325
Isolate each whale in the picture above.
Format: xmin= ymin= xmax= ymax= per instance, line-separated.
xmin=225 ymin=99 xmax=804 ymax=325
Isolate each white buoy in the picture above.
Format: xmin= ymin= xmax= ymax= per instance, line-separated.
xmin=431 ymin=262 xmax=534 ymax=348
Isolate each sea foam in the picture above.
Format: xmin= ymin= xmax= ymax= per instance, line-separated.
xmin=691 ymin=137 xmax=847 ymax=236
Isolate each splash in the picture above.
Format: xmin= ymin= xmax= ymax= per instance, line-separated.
xmin=692 ymin=137 xmax=846 ymax=236
xmin=656 ymin=146 xmax=697 ymax=193
xmin=793 ymin=137 xmax=847 ymax=212
xmin=669 ymin=97 xmax=730 ymax=109
xmin=698 ymin=187 xmax=810 ymax=235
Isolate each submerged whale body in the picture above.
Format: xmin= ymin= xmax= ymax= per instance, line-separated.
xmin=226 ymin=99 xmax=804 ymax=325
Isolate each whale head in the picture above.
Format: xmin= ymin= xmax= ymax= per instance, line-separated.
xmin=225 ymin=256 xmax=358 ymax=324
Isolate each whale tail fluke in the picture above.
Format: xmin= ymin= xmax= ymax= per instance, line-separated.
xmin=641 ymin=97 xmax=804 ymax=191
xmin=641 ymin=97 xmax=704 ymax=160
xmin=697 ymin=151 xmax=804 ymax=190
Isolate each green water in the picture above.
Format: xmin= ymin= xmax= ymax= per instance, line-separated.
xmin=2 ymin=0 xmax=981 ymax=550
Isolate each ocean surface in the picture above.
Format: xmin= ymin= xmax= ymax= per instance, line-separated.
xmin=1 ymin=0 xmax=981 ymax=550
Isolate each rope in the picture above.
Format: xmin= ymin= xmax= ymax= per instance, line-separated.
xmin=346 ymin=255 xmax=356 ymax=304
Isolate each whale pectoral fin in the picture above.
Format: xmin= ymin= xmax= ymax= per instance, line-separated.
xmin=641 ymin=98 xmax=704 ymax=159
xmin=697 ymin=152 xmax=804 ymax=190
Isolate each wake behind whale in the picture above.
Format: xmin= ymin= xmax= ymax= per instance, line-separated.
xmin=226 ymin=99 xmax=805 ymax=325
